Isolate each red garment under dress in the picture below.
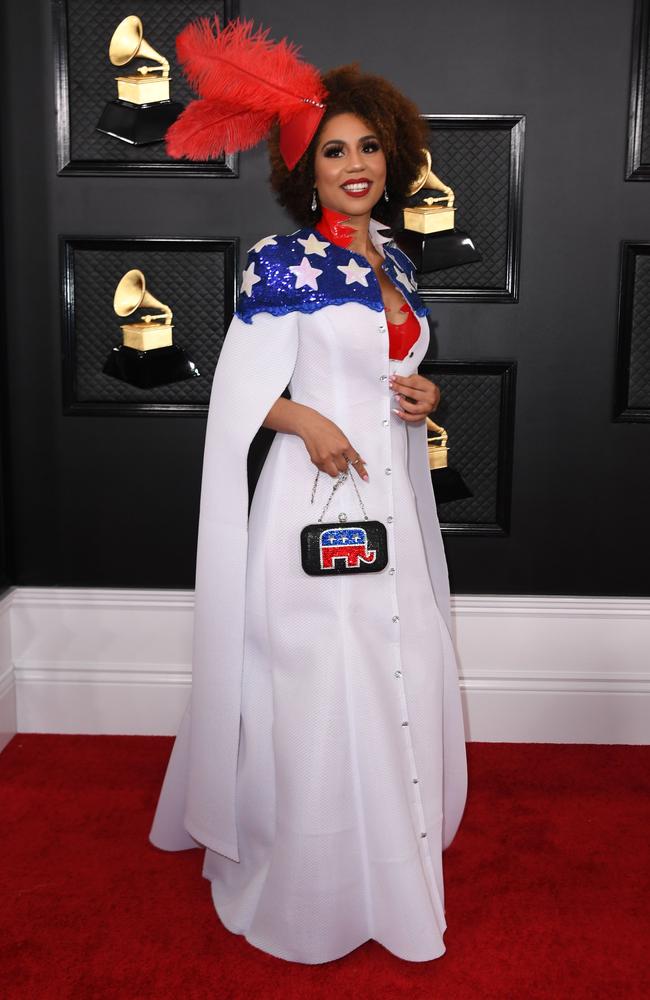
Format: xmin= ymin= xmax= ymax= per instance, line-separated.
xmin=387 ymin=301 xmax=420 ymax=360
xmin=314 ymin=206 xmax=420 ymax=360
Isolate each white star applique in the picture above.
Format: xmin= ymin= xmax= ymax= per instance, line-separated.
xmin=240 ymin=262 xmax=261 ymax=297
xmin=249 ymin=235 xmax=278 ymax=254
xmin=297 ymin=233 xmax=330 ymax=257
xmin=337 ymin=258 xmax=372 ymax=286
xmin=289 ymin=255 xmax=323 ymax=290
xmin=394 ymin=267 xmax=415 ymax=293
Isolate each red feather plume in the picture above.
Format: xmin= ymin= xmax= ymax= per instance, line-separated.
xmin=166 ymin=100 xmax=275 ymax=160
xmin=175 ymin=16 xmax=327 ymax=125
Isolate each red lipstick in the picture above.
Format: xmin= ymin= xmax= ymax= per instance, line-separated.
xmin=340 ymin=177 xmax=372 ymax=198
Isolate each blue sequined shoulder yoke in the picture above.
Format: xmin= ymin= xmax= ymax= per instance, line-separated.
xmin=235 ymin=226 xmax=429 ymax=324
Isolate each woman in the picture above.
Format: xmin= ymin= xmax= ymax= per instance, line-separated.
xmin=149 ymin=18 xmax=468 ymax=964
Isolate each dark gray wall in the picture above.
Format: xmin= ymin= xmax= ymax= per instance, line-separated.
xmin=0 ymin=142 xmax=11 ymax=592
xmin=0 ymin=0 xmax=648 ymax=594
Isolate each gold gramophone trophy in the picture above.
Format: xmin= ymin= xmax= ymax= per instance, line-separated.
xmin=395 ymin=149 xmax=482 ymax=273
xmin=103 ymin=269 xmax=200 ymax=388
xmin=426 ymin=416 xmax=473 ymax=504
xmin=96 ymin=15 xmax=183 ymax=145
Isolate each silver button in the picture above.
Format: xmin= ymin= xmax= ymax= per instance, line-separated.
xmin=412 ymin=777 xmax=419 ymax=783
xmin=387 ymin=516 xmax=393 ymax=523
xmin=382 ymin=418 xmax=389 ymax=427
xmin=394 ymin=669 xmax=402 ymax=677
xmin=401 ymin=721 xmax=409 ymax=727
xmin=392 ymin=615 xmax=399 ymax=623
xmin=420 ymin=832 xmax=427 ymax=838
xmin=379 ymin=324 xmax=386 ymax=332
xmin=385 ymin=467 xmax=391 ymax=475
xmin=389 ymin=567 xmax=395 ymax=574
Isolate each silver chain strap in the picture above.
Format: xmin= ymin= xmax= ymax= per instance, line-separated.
xmin=310 ymin=459 xmax=369 ymax=523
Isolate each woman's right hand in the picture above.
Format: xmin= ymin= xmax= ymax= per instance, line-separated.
xmin=297 ymin=408 xmax=369 ymax=481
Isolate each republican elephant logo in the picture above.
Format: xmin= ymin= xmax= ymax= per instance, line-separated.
xmin=319 ymin=526 xmax=377 ymax=570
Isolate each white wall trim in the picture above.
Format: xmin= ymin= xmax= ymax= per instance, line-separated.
xmin=0 ymin=588 xmax=16 ymax=751
xmin=11 ymin=588 xmax=194 ymax=738
xmin=449 ymin=594 xmax=650 ymax=744
xmin=2 ymin=587 xmax=649 ymax=745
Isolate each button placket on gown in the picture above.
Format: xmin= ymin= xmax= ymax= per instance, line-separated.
xmin=370 ymin=250 xmax=444 ymax=919
xmin=290 ymin=227 xmax=438 ymax=894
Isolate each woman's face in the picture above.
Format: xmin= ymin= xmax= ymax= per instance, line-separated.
xmin=313 ymin=112 xmax=387 ymax=218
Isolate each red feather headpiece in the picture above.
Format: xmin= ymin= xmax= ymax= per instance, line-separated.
xmin=166 ymin=17 xmax=328 ymax=169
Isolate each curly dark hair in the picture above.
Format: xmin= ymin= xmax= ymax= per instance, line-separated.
xmin=268 ymin=64 xmax=430 ymax=229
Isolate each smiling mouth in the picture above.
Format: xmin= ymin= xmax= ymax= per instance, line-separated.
xmin=341 ymin=179 xmax=372 ymax=195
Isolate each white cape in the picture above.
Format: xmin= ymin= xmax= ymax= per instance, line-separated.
xmin=149 ymin=228 xmax=468 ymax=962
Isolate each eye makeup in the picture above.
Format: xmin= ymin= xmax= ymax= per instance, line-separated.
xmin=320 ymin=135 xmax=381 ymax=157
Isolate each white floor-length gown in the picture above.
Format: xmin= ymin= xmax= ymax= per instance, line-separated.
xmin=149 ymin=221 xmax=468 ymax=964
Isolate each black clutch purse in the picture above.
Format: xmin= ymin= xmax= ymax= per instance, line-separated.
xmin=301 ymin=461 xmax=388 ymax=577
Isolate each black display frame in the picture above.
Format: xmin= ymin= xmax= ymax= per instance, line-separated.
xmin=415 ymin=114 xmax=525 ymax=303
xmin=614 ymin=241 xmax=650 ymax=422
xmin=626 ymin=0 xmax=650 ymax=180
xmin=52 ymin=0 xmax=240 ymax=177
xmin=60 ymin=235 xmax=239 ymax=416
xmin=420 ymin=359 xmax=517 ymax=535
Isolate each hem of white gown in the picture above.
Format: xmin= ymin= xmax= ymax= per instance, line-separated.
xmin=209 ymin=881 xmax=447 ymax=965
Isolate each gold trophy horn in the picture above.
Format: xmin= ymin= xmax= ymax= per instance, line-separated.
xmin=114 ymin=269 xmax=172 ymax=324
xmin=97 ymin=15 xmax=183 ymax=143
xmin=425 ymin=416 xmax=473 ymax=502
xmin=426 ymin=417 xmax=449 ymax=470
xmin=113 ymin=269 xmax=173 ymax=352
xmin=104 ymin=269 xmax=199 ymax=387
xmin=109 ymin=15 xmax=169 ymax=76
xmin=404 ymin=149 xmax=456 ymax=234
xmin=408 ymin=149 xmax=455 ymax=207
xmin=395 ymin=147 xmax=481 ymax=273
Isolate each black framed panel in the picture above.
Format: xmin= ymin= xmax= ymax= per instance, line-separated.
xmin=60 ymin=236 xmax=238 ymax=416
xmin=614 ymin=241 xmax=650 ymax=421
xmin=626 ymin=0 xmax=650 ymax=180
xmin=52 ymin=0 xmax=239 ymax=176
xmin=415 ymin=115 xmax=525 ymax=303
xmin=421 ymin=360 xmax=517 ymax=535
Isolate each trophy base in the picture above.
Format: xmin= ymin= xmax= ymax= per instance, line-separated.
xmin=96 ymin=99 xmax=184 ymax=145
xmin=431 ymin=466 xmax=474 ymax=504
xmin=395 ymin=228 xmax=482 ymax=273
xmin=103 ymin=345 xmax=200 ymax=388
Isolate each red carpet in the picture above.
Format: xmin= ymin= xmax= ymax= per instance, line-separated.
xmin=1 ymin=735 xmax=648 ymax=999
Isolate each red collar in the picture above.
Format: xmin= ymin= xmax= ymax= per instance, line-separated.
xmin=315 ymin=206 xmax=357 ymax=249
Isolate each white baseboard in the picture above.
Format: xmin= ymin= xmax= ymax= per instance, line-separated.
xmin=0 ymin=589 xmax=16 ymax=751
xmin=4 ymin=587 xmax=650 ymax=745
xmin=11 ymin=588 xmax=193 ymax=737
xmin=451 ymin=596 xmax=650 ymax=743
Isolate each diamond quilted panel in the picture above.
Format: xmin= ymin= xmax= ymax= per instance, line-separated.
xmin=65 ymin=0 xmax=227 ymax=163
xmin=423 ymin=365 xmax=508 ymax=527
xmin=416 ymin=125 xmax=513 ymax=292
xmin=629 ymin=252 xmax=650 ymax=407
xmin=68 ymin=241 xmax=234 ymax=405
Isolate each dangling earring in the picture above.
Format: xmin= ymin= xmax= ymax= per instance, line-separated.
xmin=311 ymin=188 xmax=318 ymax=212
xmin=384 ymin=185 xmax=389 ymax=202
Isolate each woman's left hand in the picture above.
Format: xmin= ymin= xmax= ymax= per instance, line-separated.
xmin=388 ymin=373 xmax=440 ymax=421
